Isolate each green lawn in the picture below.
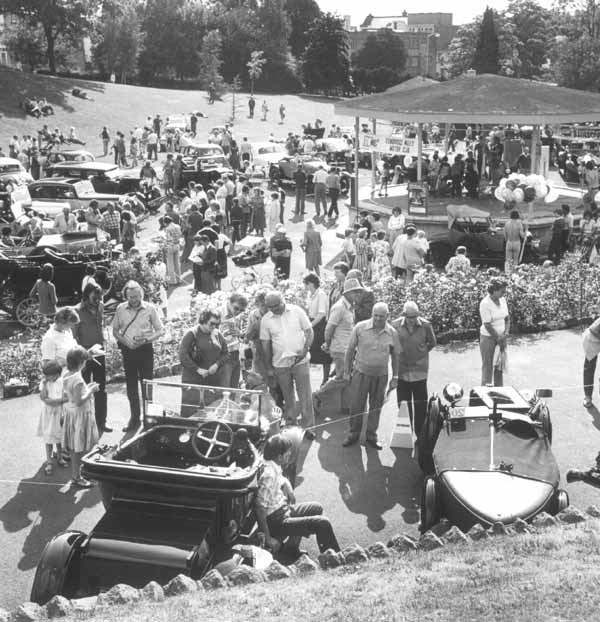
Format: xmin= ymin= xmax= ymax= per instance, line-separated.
xmin=0 ymin=67 xmax=343 ymax=156
xmin=73 ymin=524 xmax=600 ymax=622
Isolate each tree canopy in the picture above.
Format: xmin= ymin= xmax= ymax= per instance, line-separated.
xmin=472 ymin=7 xmax=500 ymax=74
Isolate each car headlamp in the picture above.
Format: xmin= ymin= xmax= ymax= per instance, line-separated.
xmin=443 ymin=382 xmax=464 ymax=404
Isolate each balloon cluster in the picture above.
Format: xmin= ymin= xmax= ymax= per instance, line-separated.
xmin=494 ymin=173 xmax=559 ymax=205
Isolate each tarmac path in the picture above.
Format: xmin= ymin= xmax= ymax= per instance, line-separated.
xmin=2 ymin=329 xmax=600 ymax=609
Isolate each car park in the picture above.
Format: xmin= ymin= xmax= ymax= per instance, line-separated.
xmin=180 ymin=143 xmax=233 ymax=186
xmin=30 ymin=381 xmax=302 ymax=604
xmin=417 ymin=383 xmax=567 ymax=533
xmin=27 ymin=178 xmax=122 ymax=214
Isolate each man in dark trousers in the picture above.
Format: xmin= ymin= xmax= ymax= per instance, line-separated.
xmin=190 ymin=113 xmax=197 ymax=136
xmin=74 ymin=283 xmax=111 ymax=433
xmin=248 ymin=96 xmax=256 ymax=118
xmin=293 ymin=165 xmax=307 ymax=217
xmin=269 ymin=225 xmax=292 ymax=279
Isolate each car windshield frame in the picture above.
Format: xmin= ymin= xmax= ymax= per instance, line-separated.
xmin=0 ymin=164 xmax=23 ymax=175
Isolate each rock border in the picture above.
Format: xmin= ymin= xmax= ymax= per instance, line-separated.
xmin=6 ymin=505 xmax=596 ymax=621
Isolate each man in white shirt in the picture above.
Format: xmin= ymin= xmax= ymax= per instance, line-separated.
xmin=312 ymin=165 xmax=328 ymax=220
xmin=260 ymin=292 xmax=315 ymax=438
xmin=147 ymin=130 xmax=158 ymax=160
xmin=53 ymin=206 xmax=77 ymax=234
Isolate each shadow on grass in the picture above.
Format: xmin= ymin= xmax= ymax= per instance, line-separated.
xmin=0 ymin=67 xmax=106 ymax=121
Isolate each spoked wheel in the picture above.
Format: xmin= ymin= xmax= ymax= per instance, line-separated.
xmin=15 ymin=296 xmax=42 ymax=328
xmin=539 ymin=404 xmax=552 ymax=444
xmin=420 ymin=477 xmax=439 ymax=533
xmin=0 ymin=281 xmax=17 ymax=313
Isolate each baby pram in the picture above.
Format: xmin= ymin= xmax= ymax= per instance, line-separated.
xmin=231 ymin=235 xmax=269 ymax=267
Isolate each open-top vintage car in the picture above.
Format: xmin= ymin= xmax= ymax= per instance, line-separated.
xmin=428 ymin=205 xmax=544 ymax=268
xmin=418 ymin=384 xmax=568 ymax=533
xmin=31 ymin=381 xmax=301 ymax=605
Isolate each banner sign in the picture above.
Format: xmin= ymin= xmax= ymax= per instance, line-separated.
xmin=360 ymin=133 xmax=417 ymax=155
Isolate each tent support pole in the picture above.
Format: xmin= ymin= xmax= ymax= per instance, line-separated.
xmin=531 ymin=125 xmax=539 ymax=175
xmin=371 ymin=118 xmax=377 ymax=199
xmin=417 ymin=122 xmax=423 ymax=183
xmin=354 ymin=116 xmax=360 ymax=218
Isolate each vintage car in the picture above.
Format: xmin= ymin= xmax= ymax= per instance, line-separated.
xmin=427 ymin=204 xmax=544 ymax=268
xmin=315 ymin=138 xmax=348 ymax=163
xmin=268 ymin=154 xmax=328 ymax=193
xmin=230 ymin=235 xmax=270 ymax=268
xmin=43 ymin=149 xmax=95 ymax=175
xmin=30 ymin=381 xmax=302 ymax=604
xmin=45 ymin=161 xmax=146 ymax=195
xmin=27 ymin=178 xmax=122 ymax=214
xmin=179 ymin=143 xmax=233 ymax=187
xmin=0 ymin=239 xmax=115 ymax=326
xmin=251 ymin=142 xmax=288 ymax=173
xmin=417 ymin=383 xmax=568 ymax=533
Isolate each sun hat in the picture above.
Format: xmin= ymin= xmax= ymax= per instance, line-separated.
xmin=343 ymin=278 xmax=364 ymax=294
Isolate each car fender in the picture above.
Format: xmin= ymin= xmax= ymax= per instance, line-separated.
xmin=30 ymin=530 xmax=87 ymax=604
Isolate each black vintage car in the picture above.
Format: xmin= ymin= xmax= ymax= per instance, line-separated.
xmin=418 ymin=383 xmax=568 ymax=533
xmin=428 ymin=205 xmax=543 ymax=268
xmin=45 ymin=162 xmax=146 ymax=195
xmin=30 ymin=382 xmax=302 ymax=604
xmin=179 ymin=144 xmax=233 ymax=187
xmin=0 ymin=236 xmax=116 ymax=327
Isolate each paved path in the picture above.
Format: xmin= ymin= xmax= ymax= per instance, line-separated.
xmin=1 ymin=329 xmax=600 ymax=609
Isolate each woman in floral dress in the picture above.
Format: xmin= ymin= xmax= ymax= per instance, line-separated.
xmin=371 ymin=231 xmax=392 ymax=281
xmin=353 ymin=227 xmax=370 ymax=280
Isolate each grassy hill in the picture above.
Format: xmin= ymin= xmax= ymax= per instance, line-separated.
xmin=0 ymin=67 xmax=342 ymax=156
xmin=62 ymin=523 xmax=600 ymax=622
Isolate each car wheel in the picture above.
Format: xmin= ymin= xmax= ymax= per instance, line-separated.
xmin=0 ymin=281 xmax=17 ymax=313
xmin=15 ymin=296 xmax=42 ymax=328
xmin=539 ymin=405 xmax=552 ymax=444
xmin=420 ymin=477 xmax=439 ymax=533
xmin=556 ymin=489 xmax=569 ymax=513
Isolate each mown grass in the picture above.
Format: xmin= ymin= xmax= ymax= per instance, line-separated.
xmin=75 ymin=523 xmax=600 ymax=622
xmin=0 ymin=66 xmax=340 ymax=155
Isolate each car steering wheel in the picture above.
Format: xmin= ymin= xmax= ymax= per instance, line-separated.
xmin=191 ymin=420 xmax=234 ymax=463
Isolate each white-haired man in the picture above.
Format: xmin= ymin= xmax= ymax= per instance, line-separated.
xmin=112 ymin=280 xmax=164 ymax=432
xmin=392 ymin=301 xmax=437 ymax=437
xmin=343 ymin=302 xmax=400 ymax=449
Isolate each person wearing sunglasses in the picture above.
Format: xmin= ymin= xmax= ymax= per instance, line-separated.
xmin=178 ymin=309 xmax=229 ymax=417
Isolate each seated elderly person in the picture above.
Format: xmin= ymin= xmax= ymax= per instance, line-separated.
xmin=255 ymin=434 xmax=340 ymax=559
xmin=445 ymin=246 xmax=471 ymax=273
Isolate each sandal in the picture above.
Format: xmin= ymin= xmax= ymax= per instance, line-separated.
xmin=57 ymin=459 xmax=69 ymax=468
xmin=72 ymin=478 xmax=94 ymax=488
xmin=44 ymin=463 xmax=53 ymax=476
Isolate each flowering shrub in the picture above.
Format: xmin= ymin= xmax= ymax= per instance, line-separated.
xmin=2 ymin=254 xmax=600 ymax=391
xmin=109 ymin=255 xmax=165 ymax=305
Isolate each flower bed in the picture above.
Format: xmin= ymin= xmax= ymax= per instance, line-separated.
xmin=1 ymin=255 xmax=599 ymax=392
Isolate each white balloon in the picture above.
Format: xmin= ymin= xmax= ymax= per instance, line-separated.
xmin=508 ymin=172 xmax=519 ymax=180
xmin=494 ymin=186 xmax=505 ymax=202
xmin=594 ymin=190 xmax=600 ymax=204
xmin=517 ymin=174 xmax=527 ymax=185
xmin=525 ymin=174 xmax=537 ymax=185
xmin=499 ymin=177 xmax=507 ymax=188
xmin=503 ymin=189 xmax=516 ymax=203
xmin=514 ymin=188 xmax=525 ymax=203
xmin=535 ymin=183 xmax=548 ymax=199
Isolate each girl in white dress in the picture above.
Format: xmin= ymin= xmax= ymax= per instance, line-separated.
xmin=37 ymin=360 xmax=68 ymax=475
xmin=62 ymin=346 xmax=100 ymax=488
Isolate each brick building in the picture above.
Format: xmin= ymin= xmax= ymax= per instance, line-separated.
xmin=344 ymin=11 xmax=458 ymax=77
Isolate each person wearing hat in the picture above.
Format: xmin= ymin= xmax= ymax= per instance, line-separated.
xmin=346 ymin=269 xmax=375 ymax=323
xmin=445 ymin=245 xmax=471 ymax=274
xmin=392 ymin=301 xmax=437 ymax=437
xmin=342 ymin=302 xmax=400 ymax=449
xmin=270 ymin=225 xmax=292 ymax=280
xmin=312 ymin=277 xmax=363 ymax=417
xmin=401 ymin=224 xmax=425 ymax=284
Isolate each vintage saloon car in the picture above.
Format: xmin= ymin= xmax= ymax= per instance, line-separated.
xmin=44 ymin=161 xmax=145 ymax=195
xmin=418 ymin=384 xmax=568 ymax=533
xmin=30 ymin=382 xmax=301 ymax=604
xmin=27 ymin=178 xmax=122 ymax=214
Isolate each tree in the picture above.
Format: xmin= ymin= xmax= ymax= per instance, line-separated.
xmin=285 ymin=0 xmax=321 ymax=57
xmin=93 ymin=0 xmax=143 ymax=83
xmin=443 ymin=21 xmax=480 ymax=78
xmin=6 ymin=23 xmax=46 ymax=72
xmin=5 ymin=0 xmax=98 ymax=74
xmin=246 ymin=50 xmax=266 ymax=95
xmin=198 ymin=30 xmax=224 ymax=91
xmin=302 ymin=13 xmax=350 ymax=93
xmin=472 ymin=6 xmax=500 ymax=74
xmin=351 ymin=30 xmax=408 ymax=92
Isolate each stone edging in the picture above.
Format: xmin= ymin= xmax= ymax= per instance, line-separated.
xmin=3 ymin=504 xmax=597 ymax=622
